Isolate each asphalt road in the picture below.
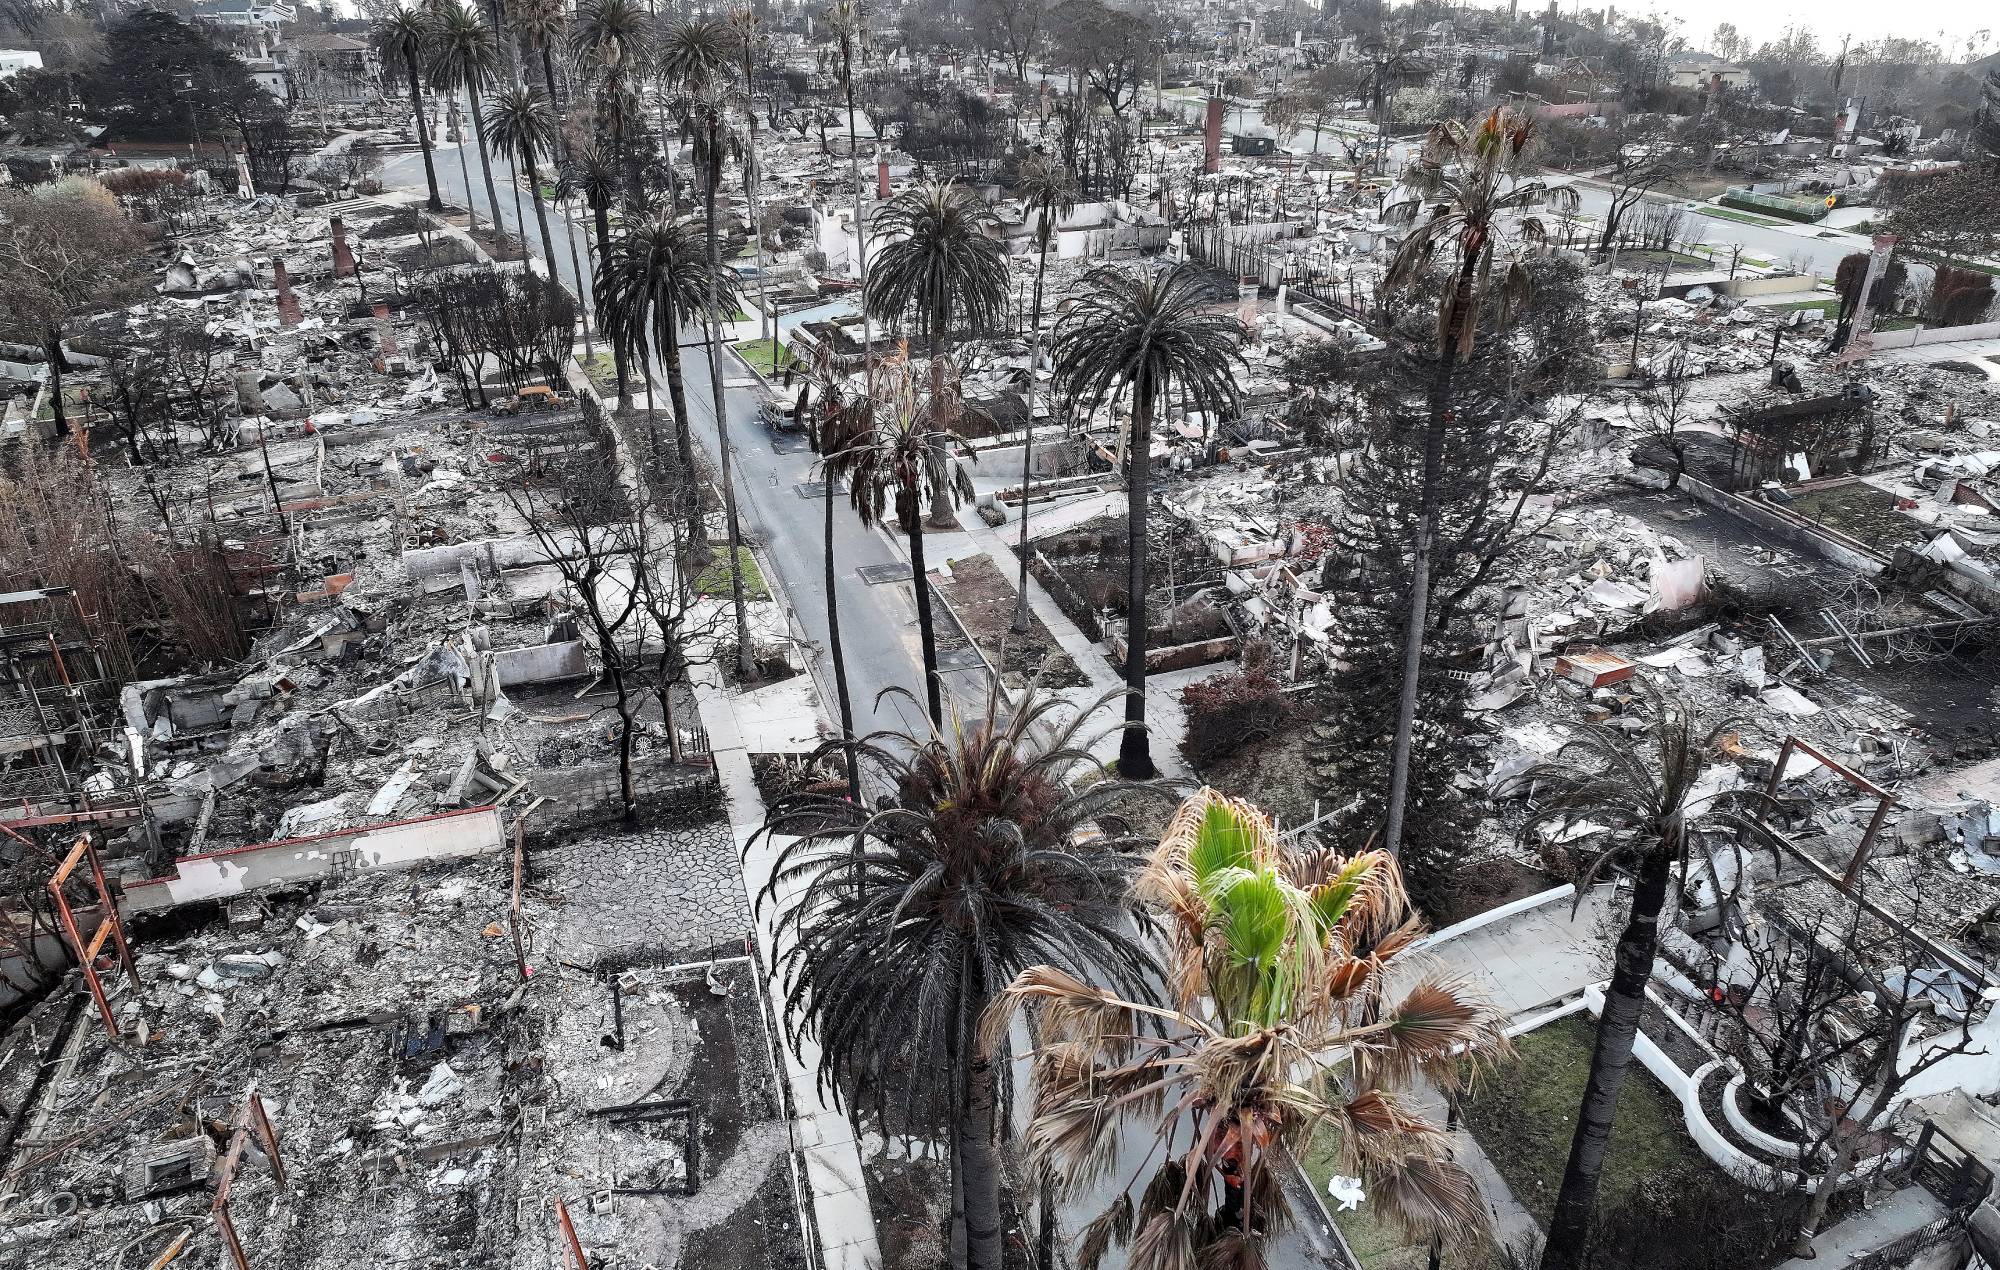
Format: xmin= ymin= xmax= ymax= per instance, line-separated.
xmin=380 ymin=140 xmax=948 ymax=745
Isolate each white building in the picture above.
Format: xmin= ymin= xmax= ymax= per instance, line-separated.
xmin=0 ymin=48 xmax=45 ymax=79
xmin=1667 ymin=55 xmax=1748 ymax=91
xmin=184 ymin=0 xmax=296 ymax=33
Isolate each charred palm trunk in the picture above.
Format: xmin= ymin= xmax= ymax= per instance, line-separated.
xmin=467 ymin=93 xmax=508 ymax=241
xmin=656 ymin=308 xmax=705 ymax=559
xmin=1012 ymin=227 xmax=1052 ymax=633
xmin=903 ymin=482 xmax=944 ymax=726
xmin=824 ymin=476 xmax=861 ymax=803
xmin=594 ymin=202 xmax=631 ymax=407
xmin=703 ymin=114 xmax=755 ymax=683
xmin=1118 ymin=384 xmax=1155 ymax=778
xmin=409 ymin=63 xmax=444 ymax=213
xmin=1541 ymin=843 xmax=1675 ymax=1269
xmin=522 ymin=152 xmax=560 ymax=281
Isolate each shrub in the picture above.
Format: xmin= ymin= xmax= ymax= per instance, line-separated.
xmin=1933 ymin=264 xmax=1995 ymax=327
xmin=1178 ymin=642 xmax=1295 ymax=770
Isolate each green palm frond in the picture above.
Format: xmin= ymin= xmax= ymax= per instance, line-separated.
xmin=864 ymin=180 xmax=1008 ymax=341
xmin=425 ymin=1 xmax=497 ymax=93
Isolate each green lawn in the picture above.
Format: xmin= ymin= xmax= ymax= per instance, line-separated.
xmin=733 ymin=337 xmax=795 ymax=378
xmin=1877 ymin=315 xmax=1923 ymax=331
xmin=579 ymin=351 xmax=620 ymax=395
xmin=1695 ymin=205 xmax=1787 ymax=229
xmin=1301 ymin=1131 xmax=1485 ymax=1269
xmin=1769 ymin=299 xmax=1838 ymax=316
xmin=695 ymin=546 xmax=769 ymax=601
xmin=1460 ymin=1014 xmax=1720 ymax=1229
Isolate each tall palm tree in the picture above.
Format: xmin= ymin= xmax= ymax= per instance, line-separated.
xmin=570 ymin=0 xmax=651 ymax=203
xmin=1009 ymin=154 xmax=1077 ymax=633
xmin=791 ymin=342 xmax=867 ymax=804
xmin=374 ymin=8 xmax=445 ymax=213
xmin=865 ymin=178 xmax=1007 ymax=527
xmin=1519 ymin=699 xmax=1760 ymax=1270
xmin=595 ymin=212 xmax=726 ymax=561
xmin=1049 ymin=263 xmax=1244 ymax=779
xmin=822 ymin=357 xmax=975 ymax=727
xmin=427 ymin=1 xmax=508 ymax=236
xmin=559 ymin=140 xmax=631 ymax=403
xmin=826 ymin=0 xmax=874 ymax=361
xmin=759 ymin=679 xmax=1166 ymax=1270
xmin=864 ymin=179 xmax=1009 ymax=350
xmin=482 ymin=85 xmax=563 ymax=280
xmin=507 ymin=0 xmax=589 ymax=343
xmin=657 ymin=13 xmax=755 ymax=681
xmin=1375 ymin=107 xmax=1577 ymax=859
xmin=509 ymin=0 xmax=569 ymax=115
xmin=991 ymin=787 xmax=1507 ymax=1270
xmin=730 ymin=7 xmax=773 ymax=344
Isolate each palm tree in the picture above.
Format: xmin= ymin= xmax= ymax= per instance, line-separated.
xmin=427 ymin=1 xmax=507 ymax=236
xmin=1374 ymin=107 xmax=1577 ymax=859
xmin=657 ymin=13 xmax=755 ymax=681
xmin=1519 ymin=699 xmax=1760 ymax=1270
xmin=1049 ymin=264 xmax=1244 ymax=779
xmin=790 ymin=341 xmax=867 ymax=804
xmin=864 ymin=179 xmax=1009 ymax=350
xmin=482 ymin=85 xmax=563 ymax=280
xmin=1009 ymin=154 xmax=1077 ymax=633
xmin=825 ymin=0 xmax=878 ymax=381
xmin=730 ymin=7 xmax=774 ymax=344
xmin=374 ymin=8 xmax=445 ymax=213
xmin=595 ymin=212 xmax=727 ymax=561
xmin=865 ymin=179 xmax=1007 ymax=528
xmin=822 ymin=357 xmax=975 ymax=727
xmin=509 ymin=0 xmax=569 ymax=115
xmin=991 ymin=787 xmax=1506 ymax=1270
xmin=570 ymin=0 xmax=651 ymax=202
xmin=759 ymin=679 xmax=1166 ymax=1270
xmin=559 ymin=140 xmax=631 ymax=403
xmin=507 ymin=0 xmax=590 ymax=345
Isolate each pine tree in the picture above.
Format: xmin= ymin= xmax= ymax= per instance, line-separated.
xmin=1305 ymin=322 xmax=1575 ymax=914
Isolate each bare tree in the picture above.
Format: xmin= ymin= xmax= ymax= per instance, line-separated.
xmin=1629 ymin=343 xmax=1698 ymax=487
xmin=502 ymin=450 xmax=648 ymax=820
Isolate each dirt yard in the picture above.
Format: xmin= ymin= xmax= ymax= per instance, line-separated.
xmin=937 ymin=552 xmax=1089 ymax=689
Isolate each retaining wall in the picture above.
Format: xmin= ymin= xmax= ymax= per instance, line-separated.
xmin=123 ymin=806 xmax=507 ymax=913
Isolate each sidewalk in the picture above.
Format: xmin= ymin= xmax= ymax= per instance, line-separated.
xmin=586 ymin=351 xmax=884 ymax=1270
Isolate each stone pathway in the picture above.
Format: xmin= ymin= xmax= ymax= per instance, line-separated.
xmin=539 ymin=818 xmax=750 ymax=965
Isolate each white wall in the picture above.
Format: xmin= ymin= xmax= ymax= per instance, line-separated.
xmin=123 ymin=806 xmax=506 ymax=912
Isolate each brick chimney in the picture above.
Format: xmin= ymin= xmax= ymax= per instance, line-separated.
xmin=331 ymin=216 xmax=355 ymax=278
xmin=274 ymin=259 xmax=301 ymax=327
xmin=876 ymin=149 xmax=890 ymax=200
xmin=1204 ymin=96 xmax=1225 ymax=174
xmin=373 ymin=301 xmax=397 ymax=372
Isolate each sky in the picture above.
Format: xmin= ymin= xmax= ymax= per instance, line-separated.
xmin=1608 ymin=1 xmax=1994 ymax=61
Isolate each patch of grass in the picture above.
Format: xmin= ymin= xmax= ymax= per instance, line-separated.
xmin=1460 ymin=1013 xmax=1721 ymax=1229
xmin=733 ymin=337 xmax=795 ymax=378
xmin=695 ymin=546 xmax=769 ymax=601
xmin=579 ymin=351 xmax=621 ymax=395
xmin=1695 ymin=204 xmax=1786 ymax=228
xmin=1877 ymin=315 xmax=1923 ymax=331
xmin=1300 ymin=1131 xmax=1485 ymax=1269
xmin=1769 ymin=299 xmax=1838 ymax=316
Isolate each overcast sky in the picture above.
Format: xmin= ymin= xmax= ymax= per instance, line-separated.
xmin=1601 ymin=1 xmax=1993 ymax=59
